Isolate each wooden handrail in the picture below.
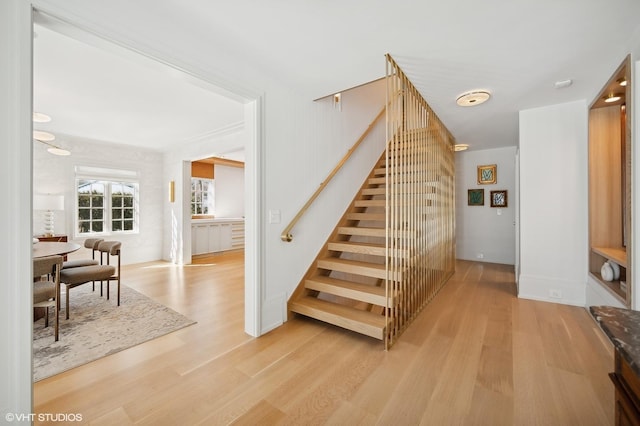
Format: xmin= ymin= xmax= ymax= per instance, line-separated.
xmin=281 ymin=106 xmax=386 ymax=242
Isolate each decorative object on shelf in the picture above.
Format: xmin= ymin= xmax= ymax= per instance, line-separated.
xmin=467 ymin=189 xmax=484 ymax=206
xmin=608 ymin=260 xmax=621 ymax=280
xmin=477 ymin=164 xmax=497 ymax=184
xmin=33 ymin=194 xmax=64 ymax=237
xmin=601 ymin=261 xmax=615 ymax=281
xmin=490 ymin=190 xmax=508 ymax=208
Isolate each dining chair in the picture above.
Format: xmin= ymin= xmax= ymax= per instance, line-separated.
xmin=97 ymin=241 xmax=122 ymax=306
xmin=33 ymin=255 xmax=63 ymax=341
xmin=62 ymin=238 xmax=104 ymax=290
xmin=59 ymin=260 xmax=115 ymax=320
xmin=62 ymin=238 xmax=103 ymax=268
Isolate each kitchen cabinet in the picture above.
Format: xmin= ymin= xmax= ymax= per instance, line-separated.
xmin=192 ymin=219 xmax=243 ymax=255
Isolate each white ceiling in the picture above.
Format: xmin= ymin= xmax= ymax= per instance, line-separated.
xmin=33 ymin=23 xmax=246 ymax=153
xmin=33 ymin=0 xmax=640 ymax=152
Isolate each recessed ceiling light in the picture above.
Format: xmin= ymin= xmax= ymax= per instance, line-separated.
xmin=604 ymin=93 xmax=622 ymax=103
xmin=32 ymin=112 xmax=51 ymax=123
xmin=454 ymin=144 xmax=469 ymax=152
xmin=33 ymin=130 xmax=55 ymax=141
xmin=618 ymin=78 xmax=627 ymax=87
xmin=456 ymin=90 xmax=491 ymax=107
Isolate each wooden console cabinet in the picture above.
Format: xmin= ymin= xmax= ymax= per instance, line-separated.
xmin=37 ymin=234 xmax=68 ymax=242
xmin=610 ymin=351 xmax=640 ymax=426
xmin=591 ymin=306 xmax=640 ymax=425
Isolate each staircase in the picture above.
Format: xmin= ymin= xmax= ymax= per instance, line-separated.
xmin=289 ymin=152 xmax=410 ymax=340
xmin=286 ymin=55 xmax=456 ymax=348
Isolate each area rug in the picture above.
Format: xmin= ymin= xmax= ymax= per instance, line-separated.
xmin=33 ymin=283 xmax=196 ymax=382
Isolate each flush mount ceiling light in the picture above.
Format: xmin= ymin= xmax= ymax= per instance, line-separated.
xmin=454 ymin=144 xmax=469 ymax=152
xmin=554 ymin=79 xmax=573 ymax=89
xmin=456 ymin=90 xmax=491 ymax=107
xmin=32 ymin=112 xmax=51 ymax=123
xmin=604 ymin=93 xmax=622 ymax=103
xmin=618 ymin=78 xmax=627 ymax=87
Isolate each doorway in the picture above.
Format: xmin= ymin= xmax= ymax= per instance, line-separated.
xmin=32 ymin=9 xmax=262 ymax=343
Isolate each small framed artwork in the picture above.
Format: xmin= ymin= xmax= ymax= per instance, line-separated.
xmin=490 ymin=190 xmax=508 ymax=207
xmin=467 ymin=189 xmax=484 ymax=206
xmin=477 ymin=164 xmax=497 ymax=184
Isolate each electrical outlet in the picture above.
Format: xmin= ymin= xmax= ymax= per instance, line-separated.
xmin=476 ymin=253 xmax=484 ymax=259
xmin=549 ymin=289 xmax=562 ymax=299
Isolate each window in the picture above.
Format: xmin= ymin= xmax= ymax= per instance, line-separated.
xmin=76 ymin=168 xmax=139 ymax=236
xmin=191 ymin=178 xmax=214 ymax=216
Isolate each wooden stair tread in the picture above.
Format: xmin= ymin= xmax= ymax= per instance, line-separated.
xmin=346 ymin=212 xmax=385 ymax=221
xmin=289 ymin=296 xmax=388 ymax=340
xmin=328 ymin=241 xmax=411 ymax=259
xmin=328 ymin=241 xmax=386 ymax=256
xmin=337 ymin=227 xmax=415 ymax=238
xmin=317 ymin=257 xmax=402 ymax=281
xmin=338 ymin=226 xmax=385 ymax=237
xmin=305 ymin=276 xmax=392 ymax=306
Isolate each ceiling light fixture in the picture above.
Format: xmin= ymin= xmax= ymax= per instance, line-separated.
xmin=33 ymin=130 xmax=55 ymax=142
xmin=554 ymin=79 xmax=573 ymax=89
xmin=33 ymin=131 xmax=70 ymax=156
xmin=32 ymin=112 xmax=51 ymax=123
xmin=618 ymin=78 xmax=627 ymax=87
xmin=454 ymin=144 xmax=469 ymax=152
xmin=38 ymin=140 xmax=71 ymax=156
xmin=604 ymin=93 xmax=622 ymax=103
xmin=456 ymin=90 xmax=491 ymax=107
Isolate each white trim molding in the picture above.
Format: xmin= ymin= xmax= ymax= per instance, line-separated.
xmin=0 ymin=0 xmax=35 ymax=419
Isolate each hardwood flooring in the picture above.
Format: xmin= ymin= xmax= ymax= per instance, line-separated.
xmin=34 ymin=255 xmax=615 ymax=425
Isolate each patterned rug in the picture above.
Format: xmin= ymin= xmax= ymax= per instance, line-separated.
xmin=33 ymin=283 xmax=196 ymax=382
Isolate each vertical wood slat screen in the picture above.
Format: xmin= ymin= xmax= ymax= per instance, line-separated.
xmin=385 ymin=54 xmax=456 ymax=349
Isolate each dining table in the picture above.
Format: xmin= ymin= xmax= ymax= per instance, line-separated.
xmin=33 ymin=241 xmax=81 ymax=258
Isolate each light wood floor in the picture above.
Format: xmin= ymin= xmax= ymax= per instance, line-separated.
xmin=34 ymin=254 xmax=615 ymax=425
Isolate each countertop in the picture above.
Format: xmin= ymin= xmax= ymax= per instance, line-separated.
xmin=590 ymin=305 xmax=640 ymax=376
xmin=191 ymin=217 xmax=244 ymax=224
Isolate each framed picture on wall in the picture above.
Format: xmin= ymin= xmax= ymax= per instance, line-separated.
xmin=477 ymin=164 xmax=497 ymax=184
xmin=467 ymin=189 xmax=484 ymax=206
xmin=490 ymin=190 xmax=508 ymax=207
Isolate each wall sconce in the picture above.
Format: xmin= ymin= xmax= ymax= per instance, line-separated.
xmin=333 ymin=93 xmax=342 ymax=111
xmin=169 ymin=180 xmax=175 ymax=203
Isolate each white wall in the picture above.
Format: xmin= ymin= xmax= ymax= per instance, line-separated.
xmin=33 ymin=135 xmax=165 ymax=265
xmin=519 ymin=100 xmax=588 ymax=306
xmin=214 ymin=164 xmax=244 ymax=218
xmin=455 ymin=146 xmax=517 ymax=265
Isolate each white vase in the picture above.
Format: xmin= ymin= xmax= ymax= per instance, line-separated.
xmin=608 ymin=261 xmax=621 ymax=280
xmin=601 ymin=262 xmax=614 ymax=281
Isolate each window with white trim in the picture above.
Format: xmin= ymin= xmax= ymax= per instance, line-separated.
xmin=75 ymin=166 xmax=139 ymax=236
xmin=191 ymin=178 xmax=214 ymax=216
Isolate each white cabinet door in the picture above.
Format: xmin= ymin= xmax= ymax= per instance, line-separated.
xmin=219 ymin=223 xmax=232 ymax=251
xmin=208 ymin=224 xmax=221 ymax=252
xmin=193 ymin=224 xmax=209 ymax=255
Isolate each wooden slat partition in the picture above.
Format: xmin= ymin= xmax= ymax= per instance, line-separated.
xmin=385 ymin=54 xmax=456 ymax=349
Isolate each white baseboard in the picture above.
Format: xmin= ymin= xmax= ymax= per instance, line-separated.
xmin=518 ymin=273 xmax=585 ymax=306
